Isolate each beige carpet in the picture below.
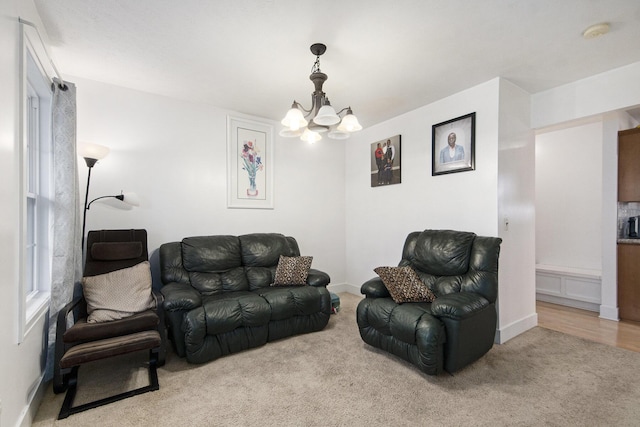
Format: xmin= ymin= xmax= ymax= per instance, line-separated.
xmin=34 ymin=293 xmax=640 ymax=426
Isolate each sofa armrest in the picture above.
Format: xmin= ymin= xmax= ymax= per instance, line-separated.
xmin=360 ymin=277 xmax=390 ymax=298
xmin=307 ymin=268 xmax=330 ymax=287
xmin=430 ymin=292 xmax=490 ymax=320
xmin=161 ymin=282 xmax=202 ymax=311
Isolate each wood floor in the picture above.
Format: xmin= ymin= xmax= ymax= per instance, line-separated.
xmin=536 ymin=301 xmax=640 ymax=353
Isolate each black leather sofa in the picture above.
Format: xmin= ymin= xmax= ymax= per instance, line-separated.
xmin=159 ymin=233 xmax=332 ymax=364
xmin=357 ymin=229 xmax=502 ymax=375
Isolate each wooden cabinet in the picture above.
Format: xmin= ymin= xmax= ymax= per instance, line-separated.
xmin=618 ymin=128 xmax=640 ymax=202
xmin=617 ymin=243 xmax=640 ymax=322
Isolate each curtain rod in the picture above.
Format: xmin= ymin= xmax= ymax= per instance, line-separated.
xmin=18 ymin=17 xmax=68 ymax=91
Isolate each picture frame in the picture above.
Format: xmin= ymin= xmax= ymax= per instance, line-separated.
xmin=370 ymin=135 xmax=401 ymax=187
xmin=432 ymin=112 xmax=475 ymax=176
xmin=227 ymin=115 xmax=274 ymax=209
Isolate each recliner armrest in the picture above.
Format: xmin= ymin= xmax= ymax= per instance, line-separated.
xmin=307 ymin=268 xmax=330 ymax=287
xmin=430 ymin=292 xmax=490 ymax=320
xmin=161 ymin=282 xmax=202 ymax=311
xmin=152 ymin=289 xmax=164 ymax=308
xmin=360 ymin=277 xmax=390 ymax=298
xmin=152 ymin=290 xmax=167 ymax=366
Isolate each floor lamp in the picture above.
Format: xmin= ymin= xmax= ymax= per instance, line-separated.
xmin=78 ymin=143 xmax=139 ymax=252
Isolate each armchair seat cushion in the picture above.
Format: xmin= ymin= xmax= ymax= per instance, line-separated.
xmin=359 ymin=298 xmax=433 ymax=345
xmin=63 ymin=309 xmax=159 ymax=343
xmin=60 ymin=330 xmax=161 ymax=368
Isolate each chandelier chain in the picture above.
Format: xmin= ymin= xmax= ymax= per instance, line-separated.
xmin=311 ymin=55 xmax=321 ymax=74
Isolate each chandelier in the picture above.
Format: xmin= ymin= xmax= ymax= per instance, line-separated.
xmin=280 ymin=43 xmax=362 ymax=143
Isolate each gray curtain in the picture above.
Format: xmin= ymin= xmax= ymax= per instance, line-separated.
xmin=44 ymin=79 xmax=83 ymax=382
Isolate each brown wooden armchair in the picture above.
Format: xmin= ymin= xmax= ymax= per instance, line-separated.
xmin=53 ymin=229 xmax=166 ymax=419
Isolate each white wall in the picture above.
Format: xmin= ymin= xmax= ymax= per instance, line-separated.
xmin=536 ymin=122 xmax=603 ymax=270
xmin=344 ymin=78 xmax=537 ymax=342
xmin=345 ymin=79 xmax=500 ymax=286
xmin=0 ymin=2 xmax=54 ymax=426
xmin=497 ymin=79 xmax=537 ymax=342
xmin=73 ymin=77 xmax=347 ymax=287
xmin=532 ymin=61 xmax=640 ymax=320
xmin=532 ymin=61 xmax=640 ymax=129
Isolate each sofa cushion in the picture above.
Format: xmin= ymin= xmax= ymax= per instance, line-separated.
xmin=245 ymin=266 xmax=277 ymax=291
xmin=202 ymin=292 xmax=271 ymax=335
xmin=374 ymin=266 xmax=436 ymax=303
xmin=240 ymin=233 xmax=299 ymax=267
xmin=82 ymin=261 xmax=156 ymax=323
xmin=189 ymin=266 xmax=249 ymax=295
xmin=411 ymin=230 xmax=475 ymax=276
xmin=182 ymin=235 xmax=241 ymax=272
xmin=256 ymin=286 xmax=326 ymax=320
xmin=272 ymin=256 xmax=313 ymax=286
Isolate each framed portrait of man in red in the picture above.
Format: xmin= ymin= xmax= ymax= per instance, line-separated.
xmin=371 ymin=135 xmax=401 ymax=187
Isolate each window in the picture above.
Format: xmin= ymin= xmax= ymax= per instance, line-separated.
xmin=19 ymin=40 xmax=53 ymax=342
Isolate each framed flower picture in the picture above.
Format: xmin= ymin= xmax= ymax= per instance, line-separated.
xmin=227 ymin=115 xmax=274 ymax=209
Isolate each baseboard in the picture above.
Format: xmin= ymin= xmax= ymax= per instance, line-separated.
xmin=599 ymin=304 xmax=619 ymax=321
xmin=327 ymin=283 xmax=360 ymax=295
xmin=18 ymin=372 xmax=47 ymax=427
xmin=495 ymin=312 xmax=538 ymax=344
xmin=536 ymin=294 xmax=600 ymax=312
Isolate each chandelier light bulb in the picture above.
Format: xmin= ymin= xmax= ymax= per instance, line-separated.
xmin=279 ymin=128 xmax=303 ymax=137
xmin=281 ymin=107 xmax=307 ymax=130
xmin=301 ymin=128 xmax=321 ymax=144
xmin=314 ymin=104 xmax=340 ymax=126
xmin=328 ymin=129 xmax=350 ymax=140
xmin=337 ymin=112 xmax=362 ymax=133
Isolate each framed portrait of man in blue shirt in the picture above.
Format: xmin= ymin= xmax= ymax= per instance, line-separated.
xmin=432 ymin=112 xmax=475 ymax=176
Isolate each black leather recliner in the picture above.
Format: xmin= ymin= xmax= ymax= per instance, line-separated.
xmin=159 ymin=233 xmax=332 ymax=364
xmin=357 ymin=229 xmax=502 ymax=375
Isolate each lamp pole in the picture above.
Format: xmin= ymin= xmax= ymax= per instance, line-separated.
xmin=81 ymin=157 xmax=98 ymax=252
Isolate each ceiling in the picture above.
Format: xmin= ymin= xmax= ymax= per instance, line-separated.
xmin=34 ymin=0 xmax=640 ymax=128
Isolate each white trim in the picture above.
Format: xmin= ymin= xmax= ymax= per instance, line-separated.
xmin=535 ymin=264 xmax=601 ymax=280
xmin=327 ymin=282 xmax=360 ymax=295
xmin=599 ymin=304 xmax=619 ymax=321
xmin=495 ymin=312 xmax=538 ymax=344
xmin=19 ymin=31 xmax=53 ymax=343
xmin=17 ymin=371 xmax=47 ymax=427
xmin=535 ymin=264 xmax=602 ymax=310
xmin=536 ymin=293 xmax=599 ymax=312
xmin=24 ymin=292 xmax=50 ymax=338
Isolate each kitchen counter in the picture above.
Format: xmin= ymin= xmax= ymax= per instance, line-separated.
xmin=618 ymin=238 xmax=640 ymax=244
